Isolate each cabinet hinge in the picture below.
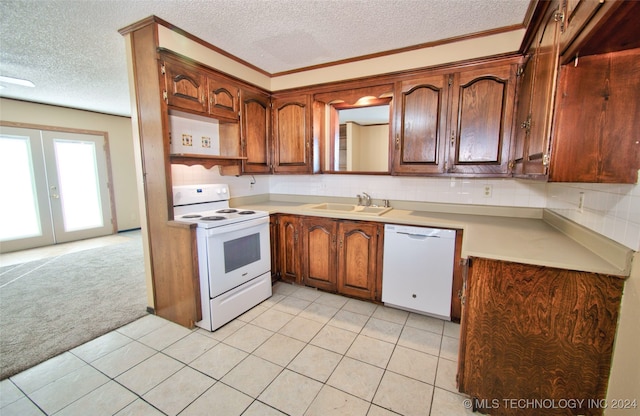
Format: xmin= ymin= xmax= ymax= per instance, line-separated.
xmin=160 ymin=64 xmax=166 ymax=75
xmin=520 ymin=115 xmax=531 ymax=132
xmin=542 ymin=154 xmax=550 ymax=166
xmin=554 ymin=10 xmax=565 ymax=32
xmin=448 ymin=75 xmax=453 ymax=86
xmin=458 ymin=289 xmax=465 ymax=305
xmin=162 ymin=90 xmax=168 ymax=102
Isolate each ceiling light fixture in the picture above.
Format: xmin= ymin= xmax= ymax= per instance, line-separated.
xmin=0 ymin=75 xmax=36 ymax=88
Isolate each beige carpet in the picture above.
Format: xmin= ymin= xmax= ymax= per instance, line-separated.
xmin=0 ymin=230 xmax=148 ymax=379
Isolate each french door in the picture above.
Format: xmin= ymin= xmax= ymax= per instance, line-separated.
xmin=0 ymin=125 xmax=114 ymax=253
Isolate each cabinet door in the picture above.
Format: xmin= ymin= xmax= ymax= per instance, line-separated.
xmin=277 ymin=215 xmax=302 ymax=284
xmin=207 ymin=76 xmax=239 ymax=121
xmin=449 ymin=64 xmax=516 ymax=175
xmin=241 ymin=89 xmax=272 ymax=174
xmin=269 ymin=215 xmax=279 ymax=283
xmin=272 ymin=94 xmax=312 ymax=173
xmin=511 ymin=53 xmax=535 ymax=177
xmin=550 ymin=48 xmax=640 ymax=183
xmin=392 ymin=74 xmax=449 ymax=174
xmin=458 ymin=258 xmax=623 ymax=415
xmin=524 ymin=7 xmax=561 ymax=176
xmin=162 ymin=58 xmax=207 ymax=114
xmin=302 ymin=217 xmax=338 ymax=292
xmin=513 ymin=6 xmax=561 ymax=178
xmin=336 ymin=221 xmax=381 ymax=300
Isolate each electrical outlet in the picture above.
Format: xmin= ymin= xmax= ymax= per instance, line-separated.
xmin=578 ymin=192 xmax=585 ymax=212
xmin=483 ymin=185 xmax=492 ymax=197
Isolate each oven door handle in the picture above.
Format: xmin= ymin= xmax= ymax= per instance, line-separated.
xmin=204 ymin=216 xmax=269 ymax=236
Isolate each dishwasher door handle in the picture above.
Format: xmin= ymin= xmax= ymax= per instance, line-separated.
xmin=396 ymin=231 xmax=440 ymax=239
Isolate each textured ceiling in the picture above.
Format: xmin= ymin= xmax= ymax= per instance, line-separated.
xmin=0 ymin=0 xmax=530 ymax=117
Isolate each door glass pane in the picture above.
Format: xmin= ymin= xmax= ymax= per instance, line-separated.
xmin=0 ymin=135 xmax=42 ymax=241
xmin=53 ymin=139 xmax=104 ymax=232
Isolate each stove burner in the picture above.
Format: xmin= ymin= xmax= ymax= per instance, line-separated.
xmin=200 ymin=216 xmax=226 ymax=221
xmin=238 ymin=210 xmax=255 ymax=215
xmin=216 ymin=209 xmax=238 ymax=214
xmin=181 ymin=214 xmax=202 ymax=219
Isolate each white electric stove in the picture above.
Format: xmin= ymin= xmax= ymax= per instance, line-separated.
xmin=172 ymin=184 xmax=272 ymax=331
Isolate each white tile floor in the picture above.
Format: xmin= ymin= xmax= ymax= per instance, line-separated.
xmin=0 ymin=282 xmax=474 ymax=416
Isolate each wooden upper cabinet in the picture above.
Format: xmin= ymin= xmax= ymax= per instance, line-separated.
xmin=549 ymin=48 xmax=640 ymax=183
xmin=512 ymin=4 xmax=561 ymax=178
xmin=272 ymin=93 xmax=313 ymax=173
xmin=302 ymin=216 xmax=338 ymax=292
xmin=162 ymin=57 xmax=207 ymax=114
xmin=558 ymin=0 xmax=604 ymax=57
xmin=393 ymin=74 xmax=449 ymax=174
xmin=241 ymin=89 xmax=272 ymax=174
xmin=449 ymin=63 xmax=516 ymax=175
xmin=207 ymin=76 xmax=239 ymax=121
xmin=337 ymin=221 xmax=382 ymax=301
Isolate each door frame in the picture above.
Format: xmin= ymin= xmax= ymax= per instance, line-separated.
xmin=0 ymin=121 xmax=118 ymax=251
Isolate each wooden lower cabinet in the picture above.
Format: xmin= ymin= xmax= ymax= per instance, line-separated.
xmin=269 ymin=215 xmax=279 ymax=283
xmin=458 ymin=257 xmax=624 ymax=416
xmin=274 ymin=215 xmax=383 ymax=302
xmin=336 ymin=221 xmax=382 ymax=300
xmin=301 ymin=216 xmax=338 ymax=292
xmin=276 ymin=214 xmax=303 ymax=284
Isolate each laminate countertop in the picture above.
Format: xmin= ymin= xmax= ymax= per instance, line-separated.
xmin=232 ymin=196 xmax=633 ymax=278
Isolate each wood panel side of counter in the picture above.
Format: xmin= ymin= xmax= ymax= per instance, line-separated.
xmin=458 ymin=257 xmax=624 ymax=416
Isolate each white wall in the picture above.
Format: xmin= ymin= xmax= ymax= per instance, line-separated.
xmin=0 ymin=98 xmax=140 ymax=231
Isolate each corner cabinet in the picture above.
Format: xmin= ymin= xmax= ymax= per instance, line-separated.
xmin=393 ymin=58 xmax=518 ymax=176
xmin=458 ymin=257 xmax=624 ymax=416
xmin=549 ymin=48 xmax=640 ymax=183
xmin=272 ymin=93 xmax=314 ymax=174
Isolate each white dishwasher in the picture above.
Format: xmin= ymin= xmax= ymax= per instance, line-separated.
xmin=382 ymin=224 xmax=456 ymax=320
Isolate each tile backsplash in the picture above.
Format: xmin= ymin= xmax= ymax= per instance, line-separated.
xmin=547 ymin=182 xmax=640 ymax=251
xmin=171 ymin=165 xmax=640 ymax=251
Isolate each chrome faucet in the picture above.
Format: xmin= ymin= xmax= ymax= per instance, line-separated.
xmin=361 ymin=192 xmax=372 ymax=207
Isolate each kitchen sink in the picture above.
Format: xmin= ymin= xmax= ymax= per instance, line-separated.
xmin=310 ymin=203 xmax=356 ymax=211
xmin=307 ymin=203 xmax=392 ymax=216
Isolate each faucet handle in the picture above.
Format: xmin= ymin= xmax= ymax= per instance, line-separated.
xmin=356 ymin=194 xmax=362 ymax=205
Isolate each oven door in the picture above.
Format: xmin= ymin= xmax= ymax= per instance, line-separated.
xmin=202 ymin=216 xmax=270 ymax=298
